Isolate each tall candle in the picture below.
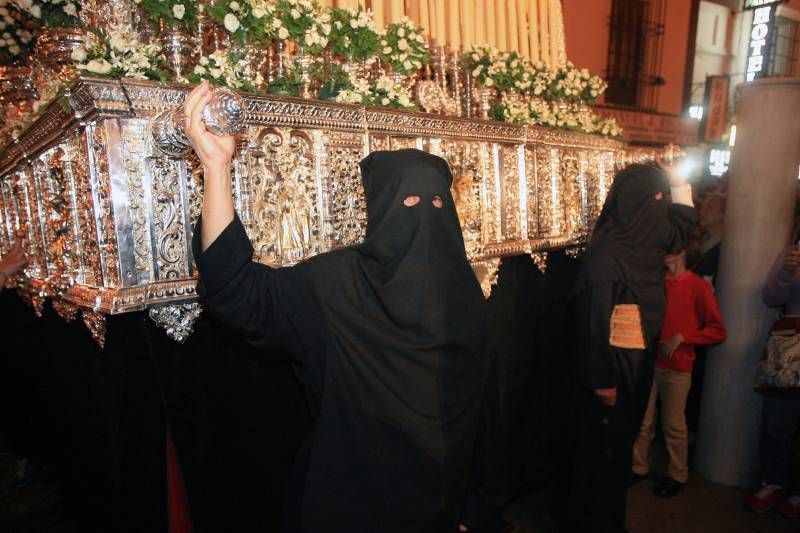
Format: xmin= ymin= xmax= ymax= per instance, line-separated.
xmin=448 ymin=0 xmax=460 ymax=50
xmin=389 ymin=0 xmax=403 ymax=21
xmin=435 ymin=0 xmax=446 ymax=46
xmin=474 ymin=0 xmax=485 ymax=46
xmin=372 ymin=0 xmax=385 ymax=28
xmin=516 ymin=0 xmax=529 ymax=58
xmin=528 ymin=0 xmax=539 ymax=62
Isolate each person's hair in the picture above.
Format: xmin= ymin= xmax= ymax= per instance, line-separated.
xmin=682 ymin=237 xmax=704 ymax=271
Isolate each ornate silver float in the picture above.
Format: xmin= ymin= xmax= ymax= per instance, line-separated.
xmin=0 ymin=77 xmax=643 ymax=347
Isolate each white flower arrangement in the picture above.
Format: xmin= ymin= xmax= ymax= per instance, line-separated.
xmin=11 ymin=0 xmax=80 ymax=27
xmin=0 ymin=1 xmax=34 ymax=64
xmin=335 ymin=67 xmax=414 ymax=110
xmin=490 ymin=94 xmax=622 ymax=138
xmin=549 ymin=61 xmax=607 ymax=104
xmin=187 ymin=49 xmax=259 ymax=92
xmin=328 ymin=4 xmax=378 ymax=60
xmin=275 ymin=0 xmax=329 ymax=54
xmin=73 ymin=29 xmax=169 ymax=81
xmin=463 ymin=45 xmax=534 ymax=93
xmin=378 ymin=16 xmax=428 ymax=76
xmin=208 ymin=0 xmax=280 ymax=46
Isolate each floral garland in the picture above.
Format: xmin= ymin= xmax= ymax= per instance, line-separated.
xmin=276 ymin=0 xmax=329 ymax=54
xmin=136 ymin=0 xmax=198 ymax=32
xmin=378 ymin=16 xmax=428 ymax=76
xmin=328 ymin=4 xmax=378 ymax=60
xmin=207 ymin=0 xmax=279 ymax=46
xmin=72 ymin=29 xmax=169 ymax=81
xmin=188 ymin=49 xmax=259 ymax=92
xmin=0 ymin=2 xmax=34 ymax=64
xmin=12 ymin=0 xmax=80 ymax=28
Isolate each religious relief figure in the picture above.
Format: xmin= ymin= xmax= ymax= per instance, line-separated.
xmin=277 ymin=179 xmax=313 ymax=264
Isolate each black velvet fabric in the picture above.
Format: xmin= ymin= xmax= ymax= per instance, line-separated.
xmin=0 ymin=290 xmax=310 ymax=533
xmin=0 ymin=240 xmax=581 ymax=532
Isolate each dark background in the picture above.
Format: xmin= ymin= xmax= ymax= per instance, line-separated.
xmin=0 ymin=251 xmax=579 ymax=532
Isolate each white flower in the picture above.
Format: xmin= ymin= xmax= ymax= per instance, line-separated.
xmin=209 ymin=67 xmax=222 ymax=78
xmin=63 ymin=2 xmax=76 ymax=16
xmin=0 ymin=7 xmax=7 ymax=16
xmin=71 ymin=47 xmax=87 ymax=61
xmin=278 ymin=26 xmax=289 ymax=39
xmin=223 ymin=13 xmax=240 ymax=33
xmin=85 ymin=59 xmax=113 ymax=74
xmin=252 ymin=7 xmax=264 ymax=18
xmin=199 ymin=56 xmax=209 ymax=65
xmin=485 ymin=78 xmax=494 ymax=87
xmin=290 ymin=8 xmax=300 ymax=19
xmin=0 ymin=22 xmax=6 ymax=31
xmin=381 ymin=97 xmax=389 ymax=105
xmin=229 ymin=1 xmax=240 ymax=10
xmin=397 ymin=38 xmax=408 ymax=51
xmin=193 ymin=64 xmax=206 ymax=75
xmin=382 ymin=46 xmax=391 ymax=54
xmin=172 ymin=4 xmax=185 ymax=19
xmin=29 ymin=4 xmax=40 ymax=18
xmin=402 ymin=60 xmax=411 ymax=71
xmin=397 ymin=27 xmax=404 ymax=37
xmin=8 ymin=44 xmax=18 ymax=54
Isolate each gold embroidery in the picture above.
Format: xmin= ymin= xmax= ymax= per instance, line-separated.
xmin=609 ymin=304 xmax=646 ymax=349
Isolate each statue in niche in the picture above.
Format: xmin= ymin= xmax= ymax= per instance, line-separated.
xmin=276 ymin=175 xmax=313 ymax=263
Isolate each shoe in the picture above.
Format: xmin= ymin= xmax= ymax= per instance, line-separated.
xmin=777 ymin=495 xmax=800 ymax=519
xmin=745 ymin=483 xmax=784 ymax=514
xmin=653 ymin=477 xmax=686 ymax=498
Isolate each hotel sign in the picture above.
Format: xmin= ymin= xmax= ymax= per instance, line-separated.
xmin=743 ymin=0 xmax=784 ymax=9
xmin=745 ymin=3 xmax=780 ymax=81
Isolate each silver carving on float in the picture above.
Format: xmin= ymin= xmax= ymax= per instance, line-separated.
xmin=0 ymin=77 xmax=640 ymax=346
xmin=149 ymin=303 xmax=204 ymax=344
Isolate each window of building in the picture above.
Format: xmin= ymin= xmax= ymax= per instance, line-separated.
xmin=605 ymin=0 xmax=666 ymax=110
xmin=768 ymin=16 xmax=800 ymax=78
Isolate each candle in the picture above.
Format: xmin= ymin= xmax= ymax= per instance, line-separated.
xmin=528 ymin=0 xmax=539 ymax=62
xmin=474 ymin=0 xmax=485 ymax=46
xmin=516 ymin=0 xmax=529 ymax=58
xmin=460 ymin=0 xmax=473 ymax=48
xmin=372 ymin=0 xmax=385 ymax=28
xmin=435 ymin=0 xmax=446 ymax=46
xmin=389 ymin=0 xmax=403 ymax=22
xmin=448 ymin=0 xmax=460 ymax=50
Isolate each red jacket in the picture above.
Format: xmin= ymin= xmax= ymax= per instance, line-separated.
xmin=656 ymin=271 xmax=727 ymax=373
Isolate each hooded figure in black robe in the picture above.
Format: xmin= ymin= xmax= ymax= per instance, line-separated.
xmin=552 ymin=164 xmax=697 ymax=533
xmin=192 ymin=149 xmax=501 ymax=533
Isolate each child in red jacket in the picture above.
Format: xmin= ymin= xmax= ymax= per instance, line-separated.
xmin=632 ymin=245 xmax=727 ymax=497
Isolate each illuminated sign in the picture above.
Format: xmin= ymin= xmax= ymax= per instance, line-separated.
xmin=703 ymin=76 xmax=729 ymax=142
xmin=745 ymin=5 xmax=776 ymax=81
xmin=707 ymin=148 xmax=731 ymax=177
xmin=743 ymin=0 xmax=784 ymax=9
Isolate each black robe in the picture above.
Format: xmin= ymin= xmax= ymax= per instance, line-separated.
xmin=193 ymin=149 xmax=500 ymax=533
xmin=553 ymin=164 xmax=698 ymax=533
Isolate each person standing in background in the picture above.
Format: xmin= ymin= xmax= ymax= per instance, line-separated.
xmin=631 ymin=245 xmax=726 ymax=498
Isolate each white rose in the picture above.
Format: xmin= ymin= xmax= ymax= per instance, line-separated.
xmin=252 ymin=7 xmax=265 ymax=18
xmin=0 ymin=7 xmax=7 ymax=16
xmin=193 ymin=64 xmax=206 ymax=75
xmin=63 ymin=2 xmax=77 ymax=16
xmin=485 ymin=78 xmax=494 ymax=87
xmin=199 ymin=56 xmax=209 ymax=65
xmin=29 ymin=4 xmax=41 ymax=18
xmin=399 ymin=95 xmax=410 ymax=107
xmin=71 ymin=47 xmax=87 ymax=61
xmin=8 ymin=44 xmax=19 ymax=54
xmin=223 ymin=13 xmax=240 ymax=33
xmin=278 ymin=26 xmax=289 ymax=39
xmin=229 ymin=1 xmax=239 ymax=10
xmin=0 ymin=22 xmax=6 ymax=30
xmin=381 ymin=97 xmax=389 ymax=105
xmin=290 ymin=8 xmax=300 ymax=19
xmin=172 ymin=4 xmax=185 ymax=19
xmin=304 ymin=33 xmax=313 ymax=46
xmin=2 ymin=32 xmax=9 ymax=39
xmin=0 ymin=38 xmax=7 ymax=46
xmin=397 ymin=27 xmax=404 ymax=37
xmin=209 ymin=67 xmax=222 ymax=78
xmin=402 ymin=60 xmax=411 ymax=71
xmin=397 ymin=38 xmax=407 ymax=51
xmin=349 ymin=19 xmax=357 ymax=28
xmin=382 ymin=46 xmax=391 ymax=54
xmin=3 ymin=15 xmax=11 ymax=24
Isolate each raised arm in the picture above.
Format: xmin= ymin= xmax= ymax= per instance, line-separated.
xmin=185 ymin=82 xmax=300 ymax=353
xmin=184 ymin=80 xmax=236 ymax=251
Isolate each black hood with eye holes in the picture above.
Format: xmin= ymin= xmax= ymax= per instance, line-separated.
xmin=303 ymin=149 xmax=492 ymax=530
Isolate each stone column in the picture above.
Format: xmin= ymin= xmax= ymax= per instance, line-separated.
xmin=696 ymin=78 xmax=800 ymax=486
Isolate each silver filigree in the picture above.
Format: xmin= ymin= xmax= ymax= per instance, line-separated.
xmin=148 ymin=303 xmax=203 ymax=343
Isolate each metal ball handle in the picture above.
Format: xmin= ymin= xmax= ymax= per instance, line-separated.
xmin=151 ymin=87 xmax=245 ymax=157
